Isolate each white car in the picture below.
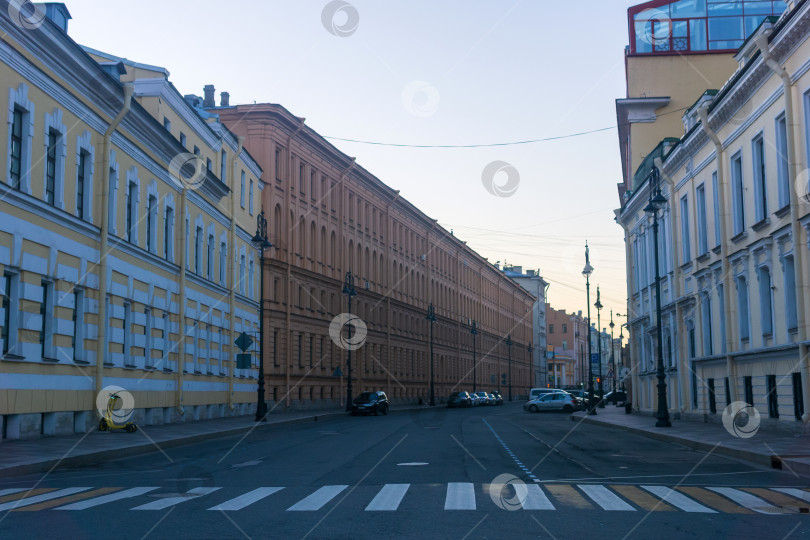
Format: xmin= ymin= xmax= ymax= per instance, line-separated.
xmin=523 ymin=392 xmax=580 ymax=413
xmin=474 ymin=391 xmax=490 ymax=405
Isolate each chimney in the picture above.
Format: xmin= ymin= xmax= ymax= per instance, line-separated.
xmin=220 ymin=92 xmax=230 ymax=107
xmin=39 ymin=3 xmax=72 ymax=33
xmin=203 ymin=84 xmax=215 ymax=108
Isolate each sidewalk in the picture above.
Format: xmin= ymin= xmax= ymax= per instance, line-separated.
xmin=0 ymin=404 xmax=428 ymax=477
xmin=572 ymin=405 xmax=810 ymax=476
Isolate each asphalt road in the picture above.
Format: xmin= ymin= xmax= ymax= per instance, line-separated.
xmin=0 ymin=402 xmax=808 ymax=539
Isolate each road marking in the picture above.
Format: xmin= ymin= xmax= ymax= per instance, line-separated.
xmin=773 ymin=488 xmax=810 ymax=504
xmin=743 ymin=488 xmax=810 ymax=510
xmin=130 ymin=487 xmax=221 ymax=510
xmin=611 ymin=485 xmax=676 ymax=512
xmin=55 ymin=487 xmax=160 ymax=510
xmin=706 ymin=487 xmax=783 ymax=515
xmin=482 ymin=419 xmax=539 ymax=483
xmin=445 ymin=482 xmax=476 ymax=510
xmin=16 ymin=488 xmax=121 ymax=511
xmin=208 ymin=487 xmax=284 ymax=511
xmin=0 ymin=488 xmax=55 ymax=504
xmin=521 ymin=485 xmax=555 ymax=510
xmin=578 ymin=484 xmax=636 ymax=511
xmin=396 ymin=463 xmax=428 ymax=466
xmin=545 ymin=484 xmax=592 ymax=509
xmin=676 ymin=487 xmax=752 ymax=514
xmin=231 ymin=460 xmax=262 ymax=469
xmin=287 ymin=485 xmax=348 ymax=511
xmin=0 ymin=489 xmax=27 ymax=498
xmin=365 ymin=484 xmax=410 ymax=511
xmin=641 ymin=486 xmax=715 ymax=513
xmin=0 ymin=488 xmax=91 ymax=511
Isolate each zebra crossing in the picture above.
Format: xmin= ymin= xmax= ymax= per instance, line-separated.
xmin=0 ymin=483 xmax=808 ymax=515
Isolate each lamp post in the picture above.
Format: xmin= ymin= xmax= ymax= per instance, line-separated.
xmin=471 ymin=320 xmax=478 ymax=393
xmin=527 ymin=343 xmax=533 ymax=396
xmin=342 ymin=271 xmax=357 ymax=412
xmin=644 ymin=165 xmax=671 ymax=427
xmin=595 ymin=286 xmax=604 ymax=408
xmin=250 ymin=210 xmax=273 ymax=422
xmin=609 ymin=311 xmax=615 ymax=394
xmin=619 ymin=322 xmax=628 ymax=393
xmin=583 ymin=242 xmax=596 ymax=415
xmin=506 ymin=334 xmax=513 ymax=401
xmin=426 ymin=303 xmax=436 ymax=406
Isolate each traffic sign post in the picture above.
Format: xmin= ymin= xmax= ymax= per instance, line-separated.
xmin=235 ymin=332 xmax=253 ymax=352
xmin=236 ymin=353 xmax=252 ymax=370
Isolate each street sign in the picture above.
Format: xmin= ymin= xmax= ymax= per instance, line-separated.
xmin=235 ymin=332 xmax=253 ymax=352
xmin=333 ymin=366 xmax=343 ymax=377
xmin=236 ymin=353 xmax=252 ymax=369
xmin=590 ymin=353 xmax=600 ymax=365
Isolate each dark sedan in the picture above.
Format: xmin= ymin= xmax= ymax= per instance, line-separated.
xmin=447 ymin=391 xmax=472 ymax=408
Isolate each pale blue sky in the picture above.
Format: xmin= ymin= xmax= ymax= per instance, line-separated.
xmin=66 ymin=0 xmax=641 ymax=326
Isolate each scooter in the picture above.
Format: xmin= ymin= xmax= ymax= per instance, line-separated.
xmin=98 ymin=391 xmax=137 ymax=433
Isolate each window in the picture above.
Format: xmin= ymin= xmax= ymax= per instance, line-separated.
xmin=758 ymin=266 xmax=773 ymax=336
xmin=784 ymin=256 xmax=798 ymax=332
xmin=696 ymin=184 xmax=708 ymax=256
xmin=206 ymin=158 xmax=212 ymax=172
xmin=193 ymin=145 xmax=200 ymax=156
xmin=717 ymin=283 xmax=727 ymax=354
xmin=123 ymin=301 xmax=133 ymax=367
xmin=752 ymin=136 xmax=767 ymax=222
xmin=240 ymin=171 xmax=245 ymax=208
xmin=701 ymin=293 xmax=712 ymax=356
xmin=126 ymin=181 xmax=137 ymax=243
xmin=219 ymin=242 xmax=227 ymax=285
xmin=298 ymin=333 xmax=303 ymax=367
xmin=549 ymin=324 xmax=554 ymax=334
xmin=273 ymin=330 xmax=279 ymax=366
xmin=76 ymin=150 xmax=88 ymax=219
xmin=144 ymin=307 xmax=153 ymax=368
xmin=45 ymin=129 xmax=58 ymax=205
xmin=195 ymin=226 xmax=203 ymax=274
xmin=220 ymin=150 xmax=227 ymax=181
xmin=776 ymin=115 xmax=790 ymax=209
xmin=309 ymin=335 xmax=314 ymax=368
xmin=562 ymin=324 xmax=567 ymax=334
xmin=2 ymin=271 xmax=19 ymax=355
xmin=39 ymin=279 xmax=53 ymax=359
xmin=207 ymin=233 xmax=215 ymax=280
xmin=724 ymin=378 xmax=731 ymax=407
xmin=146 ymin=195 xmax=157 ymax=253
xmin=708 ymin=378 xmax=717 ymax=414
xmin=744 ymin=376 xmax=753 ymax=406
xmin=562 ymin=340 xmax=567 ymax=350
xmin=249 ymin=259 xmax=255 ymax=298
xmin=163 ymin=117 xmax=171 ymax=131
xmin=239 ymin=254 xmax=246 ymax=295
xmin=72 ymin=289 xmax=84 ymax=362
xmin=680 ymin=195 xmax=691 ymax=263
xmin=249 ymin=180 xmax=254 ymax=215
xmin=736 ymin=276 xmax=750 ymax=342
xmin=712 ymin=172 xmax=721 ymax=247
xmin=10 ymin=107 xmax=24 ymax=189
xmin=310 ymin=170 xmax=316 ymax=200
xmin=180 ymin=132 xmax=187 ymax=148
xmin=731 ymin=154 xmax=745 ymax=235
xmin=793 ymin=373 xmax=804 ymax=420
xmin=767 ymin=375 xmax=778 ymax=418
xmin=275 ymin=147 xmax=282 ymax=181
xmin=164 ymin=206 xmax=174 ymax=261
xmin=299 ymin=162 xmax=305 ymax=195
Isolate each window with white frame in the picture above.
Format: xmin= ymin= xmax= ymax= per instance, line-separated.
xmin=239 ymin=253 xmax=246 ymax=295
xmin=43 ymin=109 xmax=66 ymax=208
xmin=717 ymin=282 xmax=726 ymax=354
xmin=163 ymin=117 xmax=171 ymax=131
xmin=249 ymin=179 xmax=254 ymax=215
xmin=220 ymin=150 xmax=227 ymax=181
xmin=75 ymin=132 xmax=94 ymax=222
xmin=752 ymin=135 xmax=767 ymax=223
xmin=731 ymin=153 xmax=745 ymax=235
xmin=72 ymin=288 xmax=85 ymax=363
xmin=207 ymin=232 xmax=215 ymax=280
xmin=195 ymin=226 xmax=203 ymax=274
xmin=76 ymin=150 xmax=88 ymax=219
xmin=701 ymin=292 xmax=712 ymax=356
xmin=696 ymin=184 xmax=708 ymax=256
xmin=180 ymin=132 xmax=187 ymax=148
xmin=145 ymin=306 xmax=153 ymax=368
xmin=712 ymin=171 xmax=721 ymax=247
xmin=219 ymin=241 xmax=227 ymax=286
xmin=146 ymin=194 xmax=157 ymax=253
xmin=680 ymin=195 xmax=691 ymax=263
xmin=126 ymin=178 xmax=138 ymax=244
xmin=249 ymin=258 xmax=255 ymax=298
xmin=39 ymin=279 xmax=54 ymax=360
xmin=123 ymin=300 xmax=133 ymax=366
xmin=776 ymin=114 xmax=790 ymax=209
xmin=164 ymin=204 xmax=174 ymax=261
xmin=162 ymin=312 xmax=170 ymax=370
xmin=8 ymin=83 xmax=34 ymax=193
xmin=240 ymin=170 xmax=245 ymax=208
xmin=2 ymin=270 xmax=20 ymax=356
xmin=758 ymin=266 xmax=773 ymax=337
xmin=783 ymin=255 xmax=798 ymax=332
xmin=736 ymin=276 xmax=750 ymax=342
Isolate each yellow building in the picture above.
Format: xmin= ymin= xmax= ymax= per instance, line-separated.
xmin=618 ymin=0 xmax=810 ymax=426
xmin=0 ymin=2 xmax=263 ymax=439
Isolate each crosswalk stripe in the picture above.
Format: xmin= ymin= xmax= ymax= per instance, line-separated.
xmin=611 ymin=485 xmax=676 ymax=512
xmin=0 ymin=488 xmax=91 ymax=511
xmin=578 ymin=484 xmax=636 ymax=511
xmin=445 ymin=483 xmax=475 ymax=510
xmin=365 ymin=484 xmax=410 ymax=511
xmin=208 ymin=487 xmax=284 ymax=511
xmin=773 ymin=488 xmax=810 ymax=504
xmin=676 ymin=487 xmax=752 ymax=514
xmin=0 ymin=489 xmax=27 ymax=498
xmin=55 ymin=487 xmax=161 ymax=510
xmin=521 ymin=485 xmax=555 ymax=510
xmin=130 ymin=487 xmax=221 ymax=511
xmin=287 ymin=485 xmax=348 ymax=511
xmin=706 ymin=487 xmax=782 ymax=515
xmin=743 ymin=488 xmax=810 ymax=510
xmin=0 ymin=488 xmax=55 ymax=504
xmin=16 ymin=488 xmax=121 ymax=511
xmin=641 ymin=486 xmax=715 ymax=513
xmin=545 ymin=484 xmax=592 ymax=509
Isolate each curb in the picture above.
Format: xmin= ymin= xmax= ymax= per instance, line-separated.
xmin=570 ymin=413 xmax=793 ymax=471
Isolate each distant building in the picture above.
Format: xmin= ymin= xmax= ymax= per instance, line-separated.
xmin=501 ymin=266 xmax=548 ymax=388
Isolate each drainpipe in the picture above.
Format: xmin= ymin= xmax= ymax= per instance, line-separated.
xmin=176 ymin=182 xmax=189 ymax=416
xmin=697 ymin=105 xmax=737 ymax=405
xmin=755 ymin=34 xmax=810 ymax=420
xmin=385 ymin=190 xmax=400 ymax=400
xmin=285 ymin=119 xmax=305 ymax=407
xmin=228 ymin=137 xmax=244 ymax=412
xmin=96 ymin=83 xmax=133 ymax=402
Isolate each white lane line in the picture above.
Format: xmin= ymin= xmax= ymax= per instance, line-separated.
xmin=0 ymin=488 xmax=92 ymax=511
xmin=706 ymin=487 xmax=782 ymax=514
xmin=521 ymin=485 xmax=555 ymax=510
xmin=287 ymin=485 xmax=348 ymax=511
xmin=365 ymin=484 xmax=410 ymax=511
xmin=207 ymin=487 xmax=284 ymax=511
xmin=0 ymin=489 xmax=27 ymax=498
xmin=578 ymin=484 xmax=636 ymax=511
xmin=773 ymin=488 xmax=810 ymax=504
xmin=641 ymin=485 xmax=716 ymax=513
xmin=445 ymin=482 xmax=476 ymax=510
xmin=55 ymin=487 xmax=160 ymax=510
xmin=482 ymin=418 xmax=540 ymax=483
xmin=130 ymin=487 xmax=221 ymax=510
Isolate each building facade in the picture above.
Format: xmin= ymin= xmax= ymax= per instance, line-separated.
xmin=0 ymin=3 xmax=264 ymax=440
xmin=545 ymin=305 xmax=581 ymax=388
xmin=501 ymin=265 xmax=548 ymax=388
xmin=617 ymin=0 xmax=810 ymax=426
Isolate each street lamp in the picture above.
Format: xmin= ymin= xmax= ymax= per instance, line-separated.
xmin=426 ymin=303 xmax=436 ymax=406
xmin=583 ymin=242 xmax=596 ymax=415
xmin=506 ymin=334 xmax=513 ymax=401
xmin=644 ymin=165 xmax=671 ymax=428
xmin=471 ymin=320 xmax=478 ymax=392
xmin=250 ymin=210 xmax=273 ymax=422
xmin=595 ymin=286 xmax=604 ymax=408
xmin=609 ymin=311 xmax=615 ymax=394
xmin=342 ymin=271 xmax=357 ymax=412
xmin=619 ymin=322 xmax=628 ymax=393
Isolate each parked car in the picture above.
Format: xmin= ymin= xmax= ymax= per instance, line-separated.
xmin=523 ymin=392 xmax=580 ymax=413
xmin=528 ymin=387 xmax=569 ymax=401
xmin=351 ymin=391 xmax=389 ymax=415
xmin=469 ymin=392 xmax=482 ymax=407
xmin=447 ymin=391 xmax=472 ymax=408
xmin=474 ymin=391 xmax=490 ymax=405
xmin=490 ymin=391 xmax=504 ymax=405
xmin=604 ymin=390 xmax=627 ymax=405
